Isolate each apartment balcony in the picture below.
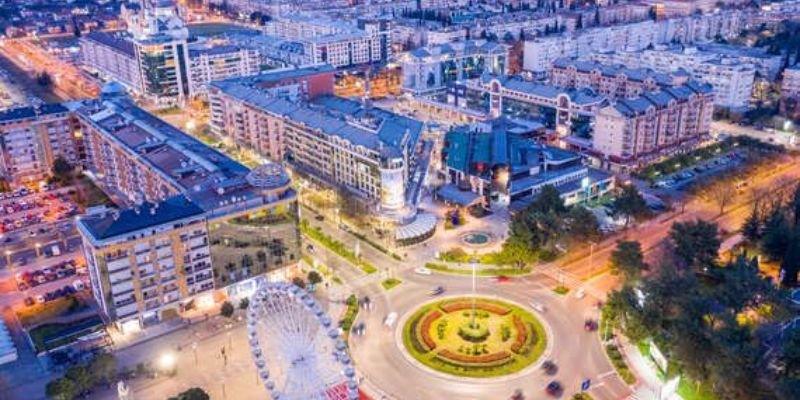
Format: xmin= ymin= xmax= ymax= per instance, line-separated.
xmin=107 ymin=257 xmax=131 ymax=273
xmin=144 ymin=300 xmax=161 ymax=311
xmin=116 ymin=302 xmax=139 ymax=318
xmin=141 ymin=280 xmax=158 ymax=290
xmin=110 ymin=280 xmax=135 ymax=295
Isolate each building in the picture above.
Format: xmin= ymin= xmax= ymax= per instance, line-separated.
xmin=188 ymin=44 xmax=261 ymax=96
xmin=263 ymin=15 xmax=391 ymax=68
xmin=591 ymin=46 xmax=756 ymax=109
xmin=75 ymin=90 xmax=301 ymax=332
xmin=0 ymin=104 xmax=81 ymax=186
xmin=79 ymin=32 xmax=144 ymax=95
xmin=522 ymin=9 xmax=746 ymax=76
xmin=467 ymin=74 xmax=608 ymax=135
xmin=208 ymin=65 xmax=337 ymax=158
xmin=440 ymin=117 xmax=614 ymax=210
xmin=550 ymin=58 xmax=689 ymax=101
xmin=401 ymin=40 xmax=509 ymax=94
xmin=591 ymin=82 xmax=714 ymax=171
xmin=782 ymin=66 xmax=800 ymax=100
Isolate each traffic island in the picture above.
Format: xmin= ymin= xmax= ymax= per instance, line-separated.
xmin=401 ymin=297 xmax=546 ymax=378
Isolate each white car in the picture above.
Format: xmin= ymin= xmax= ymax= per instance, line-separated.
xmin=414 ymin=267 xmax=432 ymax=275
xmin=574 ymin=288 xmax=586 ymax=299
xmin=530 ymin=302 xmax=546 ymax=312
xmin=384 ymin=312 xmax=398 ymax=328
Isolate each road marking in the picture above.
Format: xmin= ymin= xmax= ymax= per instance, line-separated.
xmin=597 ymin=370 xmax=618 ymax=379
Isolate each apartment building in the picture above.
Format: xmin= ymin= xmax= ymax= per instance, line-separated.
xmin=263 ymin=15 xmax=391 ymax=68
xmin=0 ymin=104 xmax=81 ymax=186
xmin=188 ymin=45 xmax=261 ymax=96
xmin=79 ymin=32 xmax=144 ymax=95
xmin=591 ymin=46 xmax=755 ymax=109
xmin=401 ymin=40 xmax=509 ymax=94
xmin=592 ymin=82 xmax=714 ymax=171
xmin=441 ymin=117 xmax=614 ymax=210
xmin=782 ymin=66 xmax=800 ymax=100
xmin=74 ymin=89 xmax=300 ymax=332
xmin=208 ymin=72 xmax=424 ymax=214
xmin=550 ymin=58 xmax=689 ymax=101
xmin=522 ymin=9 xmax=746 ymax=75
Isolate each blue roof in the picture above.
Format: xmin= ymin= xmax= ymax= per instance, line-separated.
xmin=0 ymin=103 xmax=69 ymax=122
xmin=79 ymin=196 xmax=205 ymax=241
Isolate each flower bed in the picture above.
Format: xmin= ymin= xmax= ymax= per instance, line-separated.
xmin=402 ymin=297 xmax=547 ymax=378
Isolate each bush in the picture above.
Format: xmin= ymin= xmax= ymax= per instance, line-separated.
xmin=238 ymin=298 xmax=249 ymax=310
xmin=220 ymin=301 xmax=234 ymax=318
xmin=168 ymin=387 xmax=210 ymax=400
xmin=292 ymin=277 xmax=306 ymax=289
xmin=457 ymin=322 xmax=491 ymax=343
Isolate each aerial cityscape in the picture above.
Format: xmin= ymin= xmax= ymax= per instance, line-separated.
xmin=0 ymin=0 xmax=800 ymax=399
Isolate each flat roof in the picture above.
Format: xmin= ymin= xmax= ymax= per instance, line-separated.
xmin=0 ymin=103 xmax=69 ymax=123
xmin=79 ymin=195 xmax=205 ymax=241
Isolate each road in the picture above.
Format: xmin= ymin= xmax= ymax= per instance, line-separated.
xmin=711 ymin=120 xmax=797 ymax=148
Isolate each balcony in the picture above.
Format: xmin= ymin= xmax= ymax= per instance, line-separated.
xmin=111 ymin=280 xmax=135 ymax=295
xmin=116 ymin=302 xmax=139 ymax=318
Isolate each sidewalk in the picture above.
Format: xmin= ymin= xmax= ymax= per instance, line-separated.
xmin=618 ymin=337 xmax=682 ymax=400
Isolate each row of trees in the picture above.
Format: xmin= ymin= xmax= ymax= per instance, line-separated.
xmin=743 ymin=184 xmax=800 ymax=285
xmin=607 ymin=218 xmax=799 ymax=399
xmin=46 ymin=353 xmax=116 ymax=400
xmin=502 ymin=183 xmax=649 ymax=265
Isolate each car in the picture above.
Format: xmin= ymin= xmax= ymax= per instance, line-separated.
xmin=35 ymin=295 xmax=46 ymax=304
xmin=574 ymin=288 xmax=586 ymax=299
xmin=72 ymin=280 xmax=85 ymax=291
xmin=306 ymin=244 xmax=315 ymax=254
xmin=541 ymin=360 xmax=557 ymax=375
xmin=530 ymin=301 xmax=546 ymax=313
xmin=384 ymin=312 xmax=398 ymax=328
xmin=430 ymin=286 xmax=445 ymax=296
xmin=584 ymin=319 xmax=598 ymax=332
xmin=494 ymin=275 xmax=512 ymax=283
xmin=352 ymin=322 xmax=366 ymax=336
xmin=23 ymin=297 xmax=34 ymax=307
xmin=414 ymin=267 xmax=432 ymax=275
xmin=339 ymin=224 xmax=350 ymax=232
xmin=545 ymin=381 xmax=562 ymax=396
xmin=314 ymin=214 xmax=325 ymax=221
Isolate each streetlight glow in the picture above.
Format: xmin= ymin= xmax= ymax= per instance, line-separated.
xmin=159 ymin=352 xmax=176 ymax=371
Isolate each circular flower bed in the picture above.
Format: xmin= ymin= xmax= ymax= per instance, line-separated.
xmin=402 ymin=297 xmax=547 ymax=378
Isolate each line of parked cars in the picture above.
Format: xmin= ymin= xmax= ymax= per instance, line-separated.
xmin=15 ymin=259 xmax=85 ymax=291
xmin=23 ymin=280 xmax=87 ymax=306
xmin=652 ymin=152 xmax=740 ymax=189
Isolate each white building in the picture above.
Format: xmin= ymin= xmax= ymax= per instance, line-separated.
xmin=401 ymin=40 xmax=509 ymax=94
xmin=188 ymin=45 xmax=261 ymax=96
xmin=782 ymin=66 xmax=800 ymax=99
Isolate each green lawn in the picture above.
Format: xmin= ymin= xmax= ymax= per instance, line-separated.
xmin=381 ymin=278 xmax=402 ymax=291
xmin=677 ymin=378 xmax=718 ymax=400
xmin=553 ymin=286 xmax=570 ymax=295
xmin=425 ymin=263 xmax=531 ymax=277
xmin=604 ymin=343 xmax=636 ymax=384
xmin=402 ymin=298 xmax=547 ymax=378
xmin=301 ymin=220 xmax=377 ymax=274
xmin=28 ymin=315 xmax=103 ymax=352
xmin=16 ymin=296 xmax=88 ymax=328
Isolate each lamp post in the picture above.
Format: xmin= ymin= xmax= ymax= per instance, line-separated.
xmin=34 ymin=242 xmax=41 ymax=258
xmin=470 ymin=257 xmax=478 ymax=328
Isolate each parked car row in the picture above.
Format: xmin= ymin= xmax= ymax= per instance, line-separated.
xmin=23 ymin=280 xmax=87 ymax=306
xmin=15 ymin=259 xmax=84 ymax=291
xmin=652 ymin=152 xmax=740 ymax=189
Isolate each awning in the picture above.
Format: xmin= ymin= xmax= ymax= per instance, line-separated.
xmin=396 ymin=212 xmax=438 ymax=241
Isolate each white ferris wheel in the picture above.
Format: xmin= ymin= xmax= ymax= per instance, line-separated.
xmin=247 ymin=282 xmax=359 ymax=400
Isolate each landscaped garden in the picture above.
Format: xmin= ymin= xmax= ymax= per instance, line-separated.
xmin=402 ymin=297 xmax=546 ymax=378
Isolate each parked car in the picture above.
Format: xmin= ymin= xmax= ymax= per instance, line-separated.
xmin=545 ymin=381 xmax=562 ymax=396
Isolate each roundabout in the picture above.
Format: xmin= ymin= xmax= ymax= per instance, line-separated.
xmin=401 ymin=297 xmax=546 ymax=378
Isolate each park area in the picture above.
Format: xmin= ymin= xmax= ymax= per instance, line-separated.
xmin=402 ymin=297 xmax=546 ymax=378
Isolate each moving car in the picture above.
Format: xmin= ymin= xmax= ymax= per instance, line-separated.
xmin=414 ymin=267 xmax=432 ymax=275
xmin=384 ymin=312 xmax=398 ymax=328
xmin=430 ymin=286 xmax=445 ymax=296
xmin=541 ymin=360 xmax=557 ymax=375
xmin=545 ymin=381 xmax=562 ymax=396
xmin=584 ymin=319 xmax=598 ymax=332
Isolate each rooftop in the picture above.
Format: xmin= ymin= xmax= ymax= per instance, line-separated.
xmin=82 ymin=31 xmax=135 ymax=57
xmin=79 ymin=195 xmax=205 ymax=241
xmin=0 ymin=103 xmax=69 ymax=123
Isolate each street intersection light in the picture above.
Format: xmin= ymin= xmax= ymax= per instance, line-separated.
xmin=159 ymin=352 xmax=176 ymax=372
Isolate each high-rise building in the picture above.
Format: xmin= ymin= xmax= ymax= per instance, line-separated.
xmin=73 ymin=87 xmax=300 ymax=332
xmin=401 ymin=40 xmax=509 ymax=94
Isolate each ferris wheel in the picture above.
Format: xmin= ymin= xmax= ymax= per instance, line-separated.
xmin=247 ymin=282 xmax=359 ymax=400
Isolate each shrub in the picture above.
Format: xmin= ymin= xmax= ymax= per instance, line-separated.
xmin=238 ymin=298 xmax=249 ymax=310
xmin=220 ymin=301 xmax=234 ymax=318
xmin=436 ymin=320 xmax=448 ymax=340
xmin=501 ymin=324 xmax=511 ymax=342
xmin=457 ymin=322 xmax=491 ymax=343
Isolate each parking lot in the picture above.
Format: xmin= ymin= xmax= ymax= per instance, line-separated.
xmin=650 ymin=151 xmax=743 ymax=191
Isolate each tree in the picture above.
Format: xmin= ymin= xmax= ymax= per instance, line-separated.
xmin=168 ymin=387 xmax=210 ymax=400
xmin=669 ymin=220 xmax=721 ymax=270
xmin=566 ymin=206 xmax=600 ymax=242
xmin=64 ymin=366 xmax=93 ymax=396
xmin=780 ymin=226 xmax=800 ymax=286
xmin=88 ymin=353 xmax=116 ymax=385
xmin=220 ymin=301 xmax=234 ymax=318
xmin=239 ymin=297 xmax=249 ymax=310
xmin=762 ymin=207 xmax=792 ymax=260
xmin=702 ymin=180 xmax=737 ymax=215
xmin=614 ymin=184 xmax=650 ymax=227
xmin=527 ymin=185 xmax=566 ymax=215
xmin=609 ymin=241 xmax=648 ymax=282
xmin=781 ymin=328 xmax=800 ymax=379
xmin=307 ymin=270 xmax=323 ymax=286
xmin=742 ymin=205 xmax=762 ymax=242
xmin=36 ymin=71 xmax=52 ymax=87
xmin=46 ymin=378 xmax=76 ymax=400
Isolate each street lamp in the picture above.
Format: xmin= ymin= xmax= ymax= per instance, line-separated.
xmin=35 ymin=243 xmax=41 ymax=258
xmin=159 ymin=352 xmax=177 ymax=375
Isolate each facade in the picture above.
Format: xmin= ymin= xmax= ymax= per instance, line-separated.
xmin=74 ymin=92 xmax=300 ymax=332
xmin=467 ymin=74 xmax=608 ymax=134
xmin=522 ymin=10 xmax=747 ymax=75
xmin=782 ymin=66 xmax=800 ymax=100
xmin=401 ymin=40 xmax=509 ymax=94
xmin=441 ymin=117 xmax=614 ymax=209
xmin=188 ymin=45 xmax=261 ymax=96
xmin=591 ymin=82 xmax=714 ymax=171
xmin=263 ymin=15 xmax=391 ymax=68
xmin=591 ymin=46 xmax=756 ymax=109
xmin=80 ymin=32 xmax=144 ymax=95
xmin=0 ymin=104 xmax=81 ymax=186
